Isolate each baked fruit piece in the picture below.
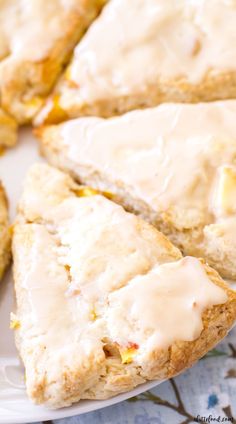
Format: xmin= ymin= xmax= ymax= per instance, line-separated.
xmin=0 ymin=108 xmax=17 ymax=148
xmin=0 ymin=0 xmax=107 ymax=124
xmin=0 ymin=182 xmax=11 ymax=279
xmin=37 ymin=100 xmax=236 ymax=280
xmin=12 ymin=163 xmax=236 ymax=408
xmin=36 ymin=0 xmax=236 ymax=125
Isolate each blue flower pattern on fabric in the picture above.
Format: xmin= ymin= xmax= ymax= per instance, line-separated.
xmin=207 ymin=393 xmax=219 ymax=409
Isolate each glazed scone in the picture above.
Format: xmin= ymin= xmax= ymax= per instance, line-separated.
xmin=36 ymin=0 xmax=236 ymax=124
xmin=12 ymin=163 xmax=236 ymax=408
xmin=0 ymin=182 xmax=11 ymax=279
xmin=0 ymin=108 xmax=17 ymax=148
xmin=38 ymin=100 xmax=236 ymax=279
xmin=0 ymin=0 xmax=107 ymax=124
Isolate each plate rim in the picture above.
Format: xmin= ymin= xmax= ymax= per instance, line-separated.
xmin=1 ymin=379 xmax=162 ymax=424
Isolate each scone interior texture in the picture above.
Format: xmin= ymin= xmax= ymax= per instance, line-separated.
xmin=0 ymin=182 xmax=11 ymax=279
xmin=36 ymin=0 xmax=236 ymax=125
xmin=0 ymin=0 xmax=107 ymax=124
xmin=0 ymin=108 xmax=17 ymax=148
xmin=12 ymin=163 xmax=236 ymax=408
xmin=37 ymin=100 xmax=236 ymax=280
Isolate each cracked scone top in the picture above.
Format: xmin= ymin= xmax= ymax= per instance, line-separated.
xmin=36 ymin=0 xmax=236 ymax=124
xmin=0 ymin=182 xmax=11 ymax=280
xmin=38 ymin=99 xmax=236 ymax=279
xmin=12 ymin=163 xmax=236 ymax=408
xmin=0 ymin=0 xmax=107 ymax=123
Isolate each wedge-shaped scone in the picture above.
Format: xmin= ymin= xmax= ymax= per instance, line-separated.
xmin=0 ymin=108 xmax=17 ymax=148
xmin=36 ymin=0 xmax=236 ymax=125
xmin=12 ymin=163 xmax=236 ymax=408
xmin=38 ymin=100 xmax=236 ymax=279
xmin=0 ymin=182 xmax=11 ymax=279
xmin=0 ymin=0 xmax=107 ymax=124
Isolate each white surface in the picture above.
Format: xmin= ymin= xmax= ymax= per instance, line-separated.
xmin=0 ymin=128 xmax=161 ymax=424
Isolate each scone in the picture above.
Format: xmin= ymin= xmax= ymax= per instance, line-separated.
xmin=0 ymin=0 xmax=107 ymax=124
xmin=37 ymin=100 xmax=236 ymax=279
xmin=0 ymin=108 xmax=17 ymax=148
xmin=12 ymin=163 xmax=236 ymax=409
xmin=36 ymin=0 xmax=236 ymax=125
xmin=0 ymin=182 xmax=11 ymax=279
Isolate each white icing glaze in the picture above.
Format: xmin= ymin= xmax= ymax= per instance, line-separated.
xmin=16 ymin=165 xmax=228 ymax=357
xmin=20 ymin=225 xmax=227 ymax=355
xmin=62 ymin=100 xmax=236 ymax=221
xmin=0 ymin=0 xmax=81 ymax=61
xmin=19 ymin=224 xmax=105 ymax=365
xmin=69 ymin=0 xmax=236 ymax=102
xmin=107 ymin=256 xmax=228 ymax=351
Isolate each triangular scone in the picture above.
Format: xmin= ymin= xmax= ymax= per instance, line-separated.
xmin=0 ymin=182 xmax=11 ymax=279
xmin=36 ymin=0 xmax=236 ymax=125
xmin=38 ymin=100 xmax=236 ymax=279
xmin=12 ymin=163 xmax=236 ymax=408
xmin=0 ymin=0 xmax=107 ymax=124
xmin=0 ymin=108 xmax=17 ymax=147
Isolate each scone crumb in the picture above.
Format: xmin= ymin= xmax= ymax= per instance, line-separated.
xmin=10 ymin=313 xmax=20 ymax=330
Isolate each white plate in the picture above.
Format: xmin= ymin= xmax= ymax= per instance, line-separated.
xmin=0 ymin=128 xmax=162 ymax=424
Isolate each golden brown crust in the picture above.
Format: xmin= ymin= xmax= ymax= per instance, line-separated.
xmin=37 ymin=70 xmax=236 ymax=125
xmin=0 ymin=108 xmax=17 ymax=147
xmin=0 ymin=0 xmax=107 ymax=124
xmin=34 ymin=0 xmax=236 ymax=125
xmin=165 ymin=264 xmax=236 ymax=378
xmin=0 ymin=182 xmax=11 ymax=279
